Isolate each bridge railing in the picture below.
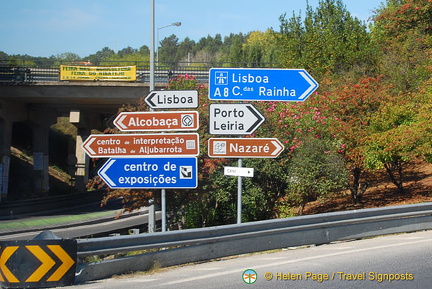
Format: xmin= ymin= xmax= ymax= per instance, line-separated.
xmin=0 ymin=61 xmax=277 ymax=84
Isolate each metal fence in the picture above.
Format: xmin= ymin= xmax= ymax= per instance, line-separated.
xmin=0 ymin=61 xmax=277 ymax=84
xmin=75 ymin=202 xmax=432 ymax=283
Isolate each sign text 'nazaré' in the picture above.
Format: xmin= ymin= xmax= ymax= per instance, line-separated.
xmin=208 ymin=138 xmax=284 ymax=158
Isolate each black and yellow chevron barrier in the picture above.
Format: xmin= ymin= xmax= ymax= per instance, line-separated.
xmin=0 ymin=232 xmax=76 ymax=288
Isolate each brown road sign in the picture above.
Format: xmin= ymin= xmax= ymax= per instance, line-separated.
xmin=82 ymin=133 xmax=200 ymax=158
xmin=208 ymin=138 xmax=284 ymax=158
xmin=114 ymin=111 xmax=199 ymax=132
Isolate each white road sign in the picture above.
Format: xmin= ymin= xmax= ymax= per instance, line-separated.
xmin=145 ymin=90 xmax=198 ymax=109
xmin=224 ymin=166 xmax=254 ymax=177
xmin=209 ymin=103 xmax=265 ymax=135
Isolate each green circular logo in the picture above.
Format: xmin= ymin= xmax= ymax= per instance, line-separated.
xmin=242 ymin=269 xmax=257 ymax=284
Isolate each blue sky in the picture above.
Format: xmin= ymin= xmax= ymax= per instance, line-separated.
xmin=0 ymin=0 xmax=384 ymax=58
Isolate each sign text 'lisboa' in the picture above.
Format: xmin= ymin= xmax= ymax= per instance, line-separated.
xmin=209 ymin=68 xmax=318 ymax=102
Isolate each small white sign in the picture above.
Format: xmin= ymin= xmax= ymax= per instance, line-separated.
xmin=224 ymin=166 xmax=254 ymax=178
xmin=209 ymin=103 xmax=265 ymax=135
xmin=145 ymin=90 xmax=198 ymax=109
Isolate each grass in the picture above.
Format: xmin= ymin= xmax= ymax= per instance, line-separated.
xmin=0 ymin=210 xmax=117 ymax=231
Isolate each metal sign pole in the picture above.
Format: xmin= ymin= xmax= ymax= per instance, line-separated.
xmin=150 ymin=0 xmax=166 ymax=232
xmin=162 ymin=189 xmax=166 ymax=232
xmin=149 ymin=0 xmax=155 ymax=92
xmin=237 ymin=158 xmax=242 ymax=224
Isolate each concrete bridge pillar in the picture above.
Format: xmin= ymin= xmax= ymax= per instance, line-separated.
xmin=0 ymin=100 xmax=27 ymax=201
xmin=74 ymin=127 xmax=91 ymax=193
xmin=32 ymin=124 xmax=50 ymax=196
xmin=70 ymin=110 xmax=104 ymax=193
xmin=28 ymin=106 xmax=58 ymax=197
xmin=0 ymin=118 xmax=12 ymax=201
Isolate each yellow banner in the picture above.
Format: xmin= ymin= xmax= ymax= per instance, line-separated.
xmin=60 ymin=65 xmax=136 ymax=81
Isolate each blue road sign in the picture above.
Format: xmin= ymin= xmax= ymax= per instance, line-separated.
xmin=208 ymin=68 xmax=318 ymax=102
xmin=98 ymin=157 xmax=197 ymax=189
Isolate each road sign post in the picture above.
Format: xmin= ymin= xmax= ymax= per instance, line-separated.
xmin=145 ymin=90 xmax=199 ymax=109
xmin=208 ymin=67 xmax=318 ymax=224
xmin=98 ymin=157 xmax=198 ymax=189
xmin=209 ymin=68 xmax=318 ymax=101
xmin=114 ymin=111 xmax=199 ymax=132
xmin=224 ymin=166 xmax=254 ymax=177
xmin=82 ymin=133 xmax=199 ymax=158
xmin=209 ymin=103 xmax=264 ymax=135
xmin=208 ymin=138 xmax=284 ymax=158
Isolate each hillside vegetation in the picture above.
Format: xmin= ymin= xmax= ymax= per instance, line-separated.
xmin=2 ymin=0 xmax=432 ymax=229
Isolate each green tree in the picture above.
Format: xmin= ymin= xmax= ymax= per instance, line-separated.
xmin=86 ymin=47 xmax=116 ymax=64
xmin=176 ymin=37 xmax=196 ymax=63
xmin=0 ymin=51 xmax=7 ymax=58
xmin=227 ymin=37 xmax=245 ymax=64
xmin=56 ymin=52 xmax=82 ymax=62
xmin=322 ymin=76 xmax=392 ymax=203
xmin=287 ymin=137 xmax=348 ymax=214
xmin=364 ymin=80 xmax=432 ymax=194
xmin=371 ymin=0 xmax=432 ymax=91
xmin=243 ymin=30 xmax=278 ymax=67
xmin=117 ymin=46 xmax=138 ymax=58
xmin=158 ymin=34 xmax=180 ymax=65
xmin=139 ymin=45 xmax=150 ymax=56
xmin=277 ymin=0 xmax=375 ymax=78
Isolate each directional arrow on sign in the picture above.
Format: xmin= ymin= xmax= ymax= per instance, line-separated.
xmin=46 ymin=245 xmax=75 ymax=282
xmin=145 ymin=90 xmax=198 ymax=109
xmin=209 ymin=103 xmax=265 ymax=135
xmin=99 ymin=159 xmax=116 ymax=187
xmin=26 ymin=245 xmax=56 ymax=282
xmin=224 ymin=166 xmax=254 ymax=177
xmin=114 ymin=111 xmax=199 ymax=132
xmin=98 ymin=157 xmax=198 ymax=189
xmin=208 ymin=138 xmax=284 ymax=158
xmin=0 ymin=246 xmax=19 ymax=283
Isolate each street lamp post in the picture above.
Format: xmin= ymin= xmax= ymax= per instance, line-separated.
xmin=150 ymin=15 xmax=181 ymax=233
xmin=150 ymin=0 xmax=155 ymax=91
xmin=156 ymin=22 xmax=181 ymax=67
xmin=157 ymin=21 xmax=180 ymax=233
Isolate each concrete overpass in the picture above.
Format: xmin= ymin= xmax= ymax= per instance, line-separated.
xmin=0 ymin=80 xmax=167 ymax=201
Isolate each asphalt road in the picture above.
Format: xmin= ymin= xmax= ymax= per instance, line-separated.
xmin=1 ymin=210 xmax=162 ymax=241
xmin=0 ymin=199 xmax=161 ymax=241
xmin=63 ymin=229 xmax=432 ymax=289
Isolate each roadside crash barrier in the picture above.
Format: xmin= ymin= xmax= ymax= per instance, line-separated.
xmin=0 ymin=231 xmax=76 ymax=288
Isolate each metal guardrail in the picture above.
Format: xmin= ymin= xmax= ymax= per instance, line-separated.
xmin=0 ymin=66 xmax=209 ymax=84
xmin=75 ymin=202 xmax=432 ymax=283
xmin=0 ymin=61 xmax=277 ymax=84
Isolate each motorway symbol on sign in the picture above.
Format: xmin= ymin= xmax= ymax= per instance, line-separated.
xmin=224 ymin=166 xmax=254 ymax=177
xmin=82 ymin=133 xmax=199 ymax=158
xmin=98 ymin=157 xmax=198 ymax=189
xmin=209 ymin=103 xmax=265 ymax=135
xmin=208 ymin=137 xmax=284 ymax=158
xmin=208 ymin=68 xmax=318 ymax=102
xmin=114 ymin=111 xmax=199 ymax=132
xmin=145 ymin=90 xmax=199 ymax=109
